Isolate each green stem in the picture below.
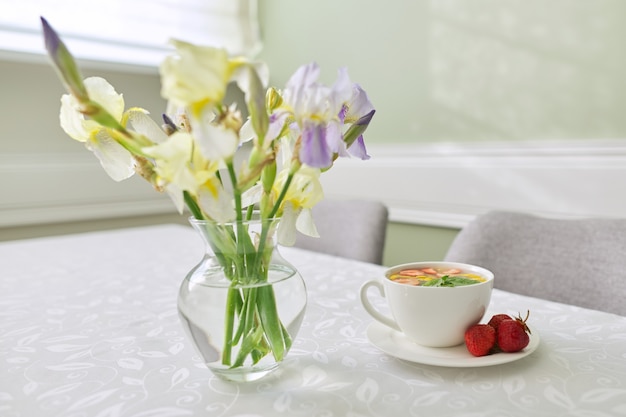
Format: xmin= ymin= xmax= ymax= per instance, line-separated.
xmin=268 ymin=172 xmax=295 ymax=219
xmin=223 ymin=162 xmax=253 ymax=366
xmin=245 ymin=205 xmax=254 ymax=220
xmin=240 ymin=171 xmax=297 ymax=362
xmin=184 ymin=191 xmax=204 ymax=220
xmin=222 ymin=287 xmax=238 ymax=365
xmin=219 ymin=166 xmax=299 ymax=368
xmin=227 ymin=162 xmax=243 ymax=221
xmin=254 ymin=171 xmax=295 ymax=272
xmin=237 ymin=287 xmax=259 ymax=346
xmin=226 ymin=162 xmax=250 ymax=269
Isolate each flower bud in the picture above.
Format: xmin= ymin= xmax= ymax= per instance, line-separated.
xmin=41 ymin=17 xmax=89 ymax=104
xmin=266 ymin=87 xmax=283 ymax=111
xmin=261 ymin=161 xmax=277 ymax=194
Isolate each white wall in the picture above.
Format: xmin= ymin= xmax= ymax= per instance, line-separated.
xmin=258 ymin=0 xmax=626 ymax=143
xmin=256 ymin=0 xmax=626 ymax=227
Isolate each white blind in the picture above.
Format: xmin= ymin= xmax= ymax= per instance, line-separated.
xmin=0 ymin=0 xmax=261 ymax=70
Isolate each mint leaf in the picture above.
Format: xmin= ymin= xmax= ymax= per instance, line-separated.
xmin=423 ymin=277 xmax=443 ymax=287
xmin=445 ymin=276 xmax=481 ymax=286
xmin=422 ymin=275 xmax=480 ymax=287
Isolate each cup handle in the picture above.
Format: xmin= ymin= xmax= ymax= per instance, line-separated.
xmin=360 ymin=280 xmax=402 ymax=332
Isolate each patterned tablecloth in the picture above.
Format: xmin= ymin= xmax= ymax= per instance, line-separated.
xmin=1 ymin=224 xmax=625 ymax=417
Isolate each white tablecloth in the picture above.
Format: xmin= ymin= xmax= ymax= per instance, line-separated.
xmin=1 ymin=224 xmax=625 ymax=417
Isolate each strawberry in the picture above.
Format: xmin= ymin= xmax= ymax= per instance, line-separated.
xmin=497 ymin=311 xmax=531 ymax=353
xmin=464 ymin=324 xmax=496 ymax=357
xmin=487 ymin=313 xmax=512 ymax=331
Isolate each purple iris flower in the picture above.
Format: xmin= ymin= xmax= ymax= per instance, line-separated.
xmin=280 ymin=63 xmax=375 ymax=168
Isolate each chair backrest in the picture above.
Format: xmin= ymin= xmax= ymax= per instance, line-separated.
xmin=293 ymin=199 xmax=389 ymax=264
xmin=444 ymin=211 xmax=626 ymax=316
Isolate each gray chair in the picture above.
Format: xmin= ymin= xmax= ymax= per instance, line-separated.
xmin=444 ymin=211 xmax=626 ymax=316
xmin=293 ymin=199 xmax=389 ymax=264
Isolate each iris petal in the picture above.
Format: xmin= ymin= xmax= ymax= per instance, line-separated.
xmin=85 ymin=77 xmax=125 ymax=121
xmin=59 ymin=77 xmax=124 ymax=143
xmin=330 ymin=67 xmax=353 ymax=110
xmin=192 ymin=113 xmax=239 ymax=160
xmin=143 ymin=132 xmax=197 ymax=191
xmin=60 ymin=94 xmax=92 ymax=142
xmin=344 ymin=84 xmax=375 ymax=123
xmin=198 ymin=179 xmax=235 ymax=223
xmin=87 ymin=130 xmax=135 ymax=181
xmin=277 ymin=202 xmax=298 ymax=246
xmin=300 ymin=123 xmax=332 ymax=168
xmin=160 ymin=40 xmax=231 ymax=108
xmin=325 ymin=121 xmax=346 ymax=156
xmin=347 ymin=135 xmax=370 ymax=160
xmin=163 ymin=183 xmax=185 ymax=214
xmin=126 ymin=109 xmax=168 ymax=144
xmin=295 ymin=207 xmax=319 ymax=238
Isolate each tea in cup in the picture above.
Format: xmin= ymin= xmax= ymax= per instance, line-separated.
xmin=360 ymin=261 xmax=494 ymax=347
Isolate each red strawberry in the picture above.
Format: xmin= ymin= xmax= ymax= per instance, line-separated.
xmin=487 ymin=313 xmax=512 ymax=331
xmin=497 ymin=311 xmax=531 ymax=353
xmin=464 ymin=324 xmax=496 ymax=357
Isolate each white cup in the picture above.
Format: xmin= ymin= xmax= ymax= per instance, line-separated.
xmin=360 ymin=261 xmax=494 ymax=347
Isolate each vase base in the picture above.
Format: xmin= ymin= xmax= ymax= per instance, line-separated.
xmin=208 ymin=362 xmax=280 ymax=383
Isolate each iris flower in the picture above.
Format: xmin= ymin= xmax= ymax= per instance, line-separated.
xmin=142 ymin=132 xmax=231 ymax=219
xmin=277 ymin=63 xmax=374 ymax=169
xmin=340 ymin=85 xmax=375 ymax=160
xmin=160 ymin=40 xmax=268 ymax=163
xmin=59 ymin=77 xmax=165 ymax=181
xmin=160 ymin=40 xmax=237 ymax=111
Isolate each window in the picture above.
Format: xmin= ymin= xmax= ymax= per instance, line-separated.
xmin=0 ymin=0 xmax=261 ymax=71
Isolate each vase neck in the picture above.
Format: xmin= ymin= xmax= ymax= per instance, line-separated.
xmin=189 ymin=217 xmax=289 ymax=285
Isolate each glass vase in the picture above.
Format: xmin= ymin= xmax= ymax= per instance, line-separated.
xmin=177 ymin=215 xmax=307 ymax=382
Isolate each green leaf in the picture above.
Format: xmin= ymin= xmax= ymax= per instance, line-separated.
xmin=257 ymin=284 xmax=291 ymax=361
xmin=232 ymin=325 xmax=267 ymax=367
xmin=342 ymin=109 xmax=375 ymax=147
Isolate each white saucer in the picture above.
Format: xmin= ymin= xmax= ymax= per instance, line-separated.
xmin=366 ymin=321 xmax=540 ymax=367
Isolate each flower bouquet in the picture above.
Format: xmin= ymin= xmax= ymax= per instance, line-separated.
xmin=41 ymin=17 xmax=374 ymax=381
